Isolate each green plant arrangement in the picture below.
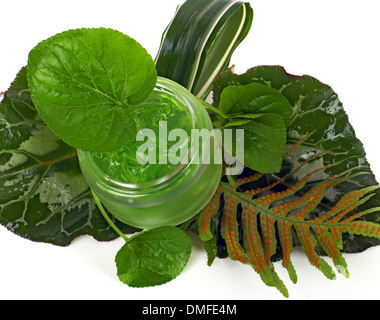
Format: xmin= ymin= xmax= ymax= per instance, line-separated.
xmin=0 ymin=0 xmax=379 ymax=299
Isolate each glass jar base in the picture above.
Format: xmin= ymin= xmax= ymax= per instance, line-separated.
xmin=95 ymin=163 xmax=222 ymax=229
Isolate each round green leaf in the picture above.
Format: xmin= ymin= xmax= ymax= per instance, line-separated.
xmin=224 ymin=114 xmax=287 ymax=173
xmin=219 ymin=82 xmax=293 ymax=127
xmin=115 ymin=226 xmax=192 ymax=287
xmin=27 ymin=28 xmax=157 ymax=152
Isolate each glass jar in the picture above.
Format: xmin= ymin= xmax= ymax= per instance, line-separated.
xmin=78 ymin=77 xmax=222 ymax=229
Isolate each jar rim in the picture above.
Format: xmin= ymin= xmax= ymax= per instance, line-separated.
xmin=78 ymin=76 xmax=204 ymax=192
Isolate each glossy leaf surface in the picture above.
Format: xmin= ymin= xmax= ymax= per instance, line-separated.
xmin=115 ymin=226 xmax=192 ymax=287
xmin=0 ymin=67 xmax=138 ymax=246
xmin=212 ymin=65 xmax=380 ymax=252
xmin=155 ymin=0 xmax=253 ymax=99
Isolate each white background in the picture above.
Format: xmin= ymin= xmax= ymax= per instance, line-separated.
xmin=0 ymin=0 xmax=379 ymax=300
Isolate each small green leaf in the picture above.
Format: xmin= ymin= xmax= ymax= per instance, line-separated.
xmin=210 ymin=82 xmax=291 ymax=173
xmin=225 ymin=114 xmax=287 ymax=173
xmin=27 ymin=28 xmax=157 ymax=152
xmin=115 ymin=226 xmax=192 ymax=287
xmin=219 ymin=82 xmax=293 ymax=126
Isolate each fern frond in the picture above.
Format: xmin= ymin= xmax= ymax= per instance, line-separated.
xmin=197 ymin=138 xmax=380 ymax=297
xmin=221 ymin=194 xmax=250 ymax=264
xmin=199 ymin=188 xmax=221 ymax=242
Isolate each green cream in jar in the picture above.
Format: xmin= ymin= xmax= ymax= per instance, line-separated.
xmin=78 ymin=77 xmax=222 ymax=228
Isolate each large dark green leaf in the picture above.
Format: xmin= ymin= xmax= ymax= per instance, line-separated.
xmin=155 ymin=0 xmax=253 ymax=99
xmin=0 ymin=67 xmax=138 ymax=246
xmin=212 ymin=66 xmax=380 ymax=253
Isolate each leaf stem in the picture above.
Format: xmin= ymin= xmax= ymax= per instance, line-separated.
xmin=91 ymin=190 xmax=129 ymax=242
xmin=198 ymin=98 xmax=227 ymax=118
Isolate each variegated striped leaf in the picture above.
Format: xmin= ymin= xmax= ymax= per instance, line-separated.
xmin=155 ymin=0 xmax=253 ymax=99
